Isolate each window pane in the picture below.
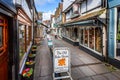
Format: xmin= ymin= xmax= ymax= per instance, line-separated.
xmin=19 ymin=24 xmax=25 ymax=61
xmin=0 ymin=27 xmax=2 ymax=47
xmin=89 ymin=28 xmax=94 ymax=49
xmin=116 ymin=8 xmax=120 ymax=57
xmin=84 ymin=29 xmax=88 ymax=46
xmin=95 ymin=27 xmax=102 ymax=53
xmin=80 ymin=29 xmax=83 ymax=44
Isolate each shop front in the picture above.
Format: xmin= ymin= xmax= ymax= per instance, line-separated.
xmin=17 ymin=8 xmax=33 ymax=75
xmin=62 ymin=8 xmax=107 ymax=60
xmin=62 ymin=26 xmax=79 ymax=46
xmin=108 ymin=0 xmax=120 ymax=68
xmin=79 ymin=26 xmax=104 ymax=60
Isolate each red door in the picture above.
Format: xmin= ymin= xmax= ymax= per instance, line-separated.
xmin=0 ymin=15 xmax=8 ymax=80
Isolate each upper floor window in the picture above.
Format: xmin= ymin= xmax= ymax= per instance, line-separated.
xmin=87 ymin=0 xmax=101 ymax=11
xmin=81 ymin=1 xmax=87 ymax=14
xmin=0 ymin=27 xmax=3 ymax=47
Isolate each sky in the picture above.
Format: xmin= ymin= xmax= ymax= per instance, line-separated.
xmin=35 ymin=0 xmax=61 ymax=21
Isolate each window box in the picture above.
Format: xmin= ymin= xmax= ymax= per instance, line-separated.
xmin=22 ymin=68 xmax=33 ymax=80
xmin=26 ymin=60 xmax=35 ymax=68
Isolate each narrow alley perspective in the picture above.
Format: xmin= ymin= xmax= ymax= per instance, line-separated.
xmin=1 ymin=0 xmax=120 ymax=80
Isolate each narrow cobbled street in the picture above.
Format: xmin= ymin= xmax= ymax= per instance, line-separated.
xmin=34 ymin=36 xmax=120 ymax=80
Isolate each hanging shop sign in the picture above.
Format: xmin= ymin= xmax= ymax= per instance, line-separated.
xmin=53 ymin=47 xmax=70 ymax=73
xmin=73 ymin=3 xmax=79 ymax=14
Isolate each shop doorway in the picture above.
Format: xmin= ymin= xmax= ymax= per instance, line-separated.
xmin=74 ymin=28 xmax=78 ymax=41
xmin=0 ymin=15 xmax=8 ymax=80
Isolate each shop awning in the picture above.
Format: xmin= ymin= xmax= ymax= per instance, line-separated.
xmin=63 ymin=8 xmax=106 ymax=27
xmin=37 ymin=21 xmax=48 ymax=28
xmin=64 ymin=20 xmax=95 ymax=26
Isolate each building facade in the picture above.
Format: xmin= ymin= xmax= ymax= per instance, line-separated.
xmin=108 ymin=0 xmax=120 ymax=68
xmin=62 ymin=0 xmax=107 ymax=60
xmin=54 ymin=3 xmax=63 ymax=38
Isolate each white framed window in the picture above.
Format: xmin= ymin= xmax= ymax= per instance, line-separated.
xmin=81 ymin=1 xmax=87 ymax=14
xmin=87 ymin=0 xmax=101 ymax=11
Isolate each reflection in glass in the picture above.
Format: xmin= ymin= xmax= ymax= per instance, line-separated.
xmin=89 ymin=28 xmax=94 ymax=49
xmin=19 ymin=24 xmax=25 ymax=61
xmin=95 ymin=27 xmax=102 ymax=53
xmin=116 ymin=8 xmax=120 ymax=57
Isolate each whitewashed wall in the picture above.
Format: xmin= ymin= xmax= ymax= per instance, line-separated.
xmin=22 ymin=0 xmax=32 ymax=20
xmin=63 ymin=0 xmax=75 ymax=11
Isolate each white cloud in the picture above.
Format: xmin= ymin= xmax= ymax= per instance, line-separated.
xmin=35 ymin=0 xmax=55 ymax=6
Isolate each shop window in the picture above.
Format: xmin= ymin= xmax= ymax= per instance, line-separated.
xmin=19 ymin=24 xmax=26 ymax=61
xmin=89 ymin=28 xmax=94 ymax=49
xmin=0 ymin=27 xmax=3 ymax=47
xmin=95 ymin=27 xmax=102 ymax=53
xmin=116 ymin=8 xmax=120 ymax=57
xmin=74 ymin=28 xmax=78 ymax=40
xmin=80 ymin=29 xmax=83 ymax=44
xmin=84 ymin=29 xmax=88 ymax=46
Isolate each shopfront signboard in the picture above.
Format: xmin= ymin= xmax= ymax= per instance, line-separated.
xmin=53 ymin=47 xmax=70 ymax=73
xmin=53 ymin=47 xmax=72 ymax=80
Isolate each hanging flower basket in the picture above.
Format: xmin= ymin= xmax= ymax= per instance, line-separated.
xmin=22 ymin=68 xmax=33 ymax=80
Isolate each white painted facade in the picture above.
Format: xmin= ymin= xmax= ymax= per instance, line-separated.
xmin=63 ymin=0 xmax=75 ymax=11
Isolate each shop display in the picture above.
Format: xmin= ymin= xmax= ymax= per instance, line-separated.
xmin=84 ymin=29 xmax=88 ymax=46
xmin=19 ymin=25 xmax=26 ymax=61
xmin=89 ymin=28 xmax=94 ymax=49
xmin=80 ymin=29 xmax=83 ymax=44
xmin=116 ymin=9 xmax=120 ymax=57
xmin=95 ymin=28 xmax=102 ymax=53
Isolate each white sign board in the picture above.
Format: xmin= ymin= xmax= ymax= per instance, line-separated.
xmin=53 ymin=47 xmax=70 ymax=73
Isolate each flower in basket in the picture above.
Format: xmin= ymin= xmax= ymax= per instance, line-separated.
xmin=28 ymin=53 xmax=36 ymax=58
xmin=22 ymin=68 xmax=33 ymax=78
xmin=32 ymin=45 xmax=37 ymax=49
xmin=26 ymin=60 xmax=35 ymax=65
xmin=32 ymin=48 xmax=37 ymax=52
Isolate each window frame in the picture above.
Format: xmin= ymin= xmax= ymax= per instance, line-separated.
xmin=0 ymin=26 xmax=3 ymax=47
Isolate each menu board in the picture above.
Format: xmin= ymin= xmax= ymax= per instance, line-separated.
xmin=53 ymin=47 xmax=70 ymax=73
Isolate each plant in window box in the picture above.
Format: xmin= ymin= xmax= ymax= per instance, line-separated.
xmin=26 ymin=60 xmax=35 ymax=68
xmin=22 ymin=68 xmax=33 ymax=80
xmin=28 ymin=53 xmax=36 ymax=59
xmin=32 ymin=45 xmax=37 ymax=49
xmin=31 ymin=46 xmax=37 ymax=54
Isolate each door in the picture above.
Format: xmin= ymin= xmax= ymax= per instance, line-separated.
xmin=0 ymin=15 xmax=8 ymax=80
